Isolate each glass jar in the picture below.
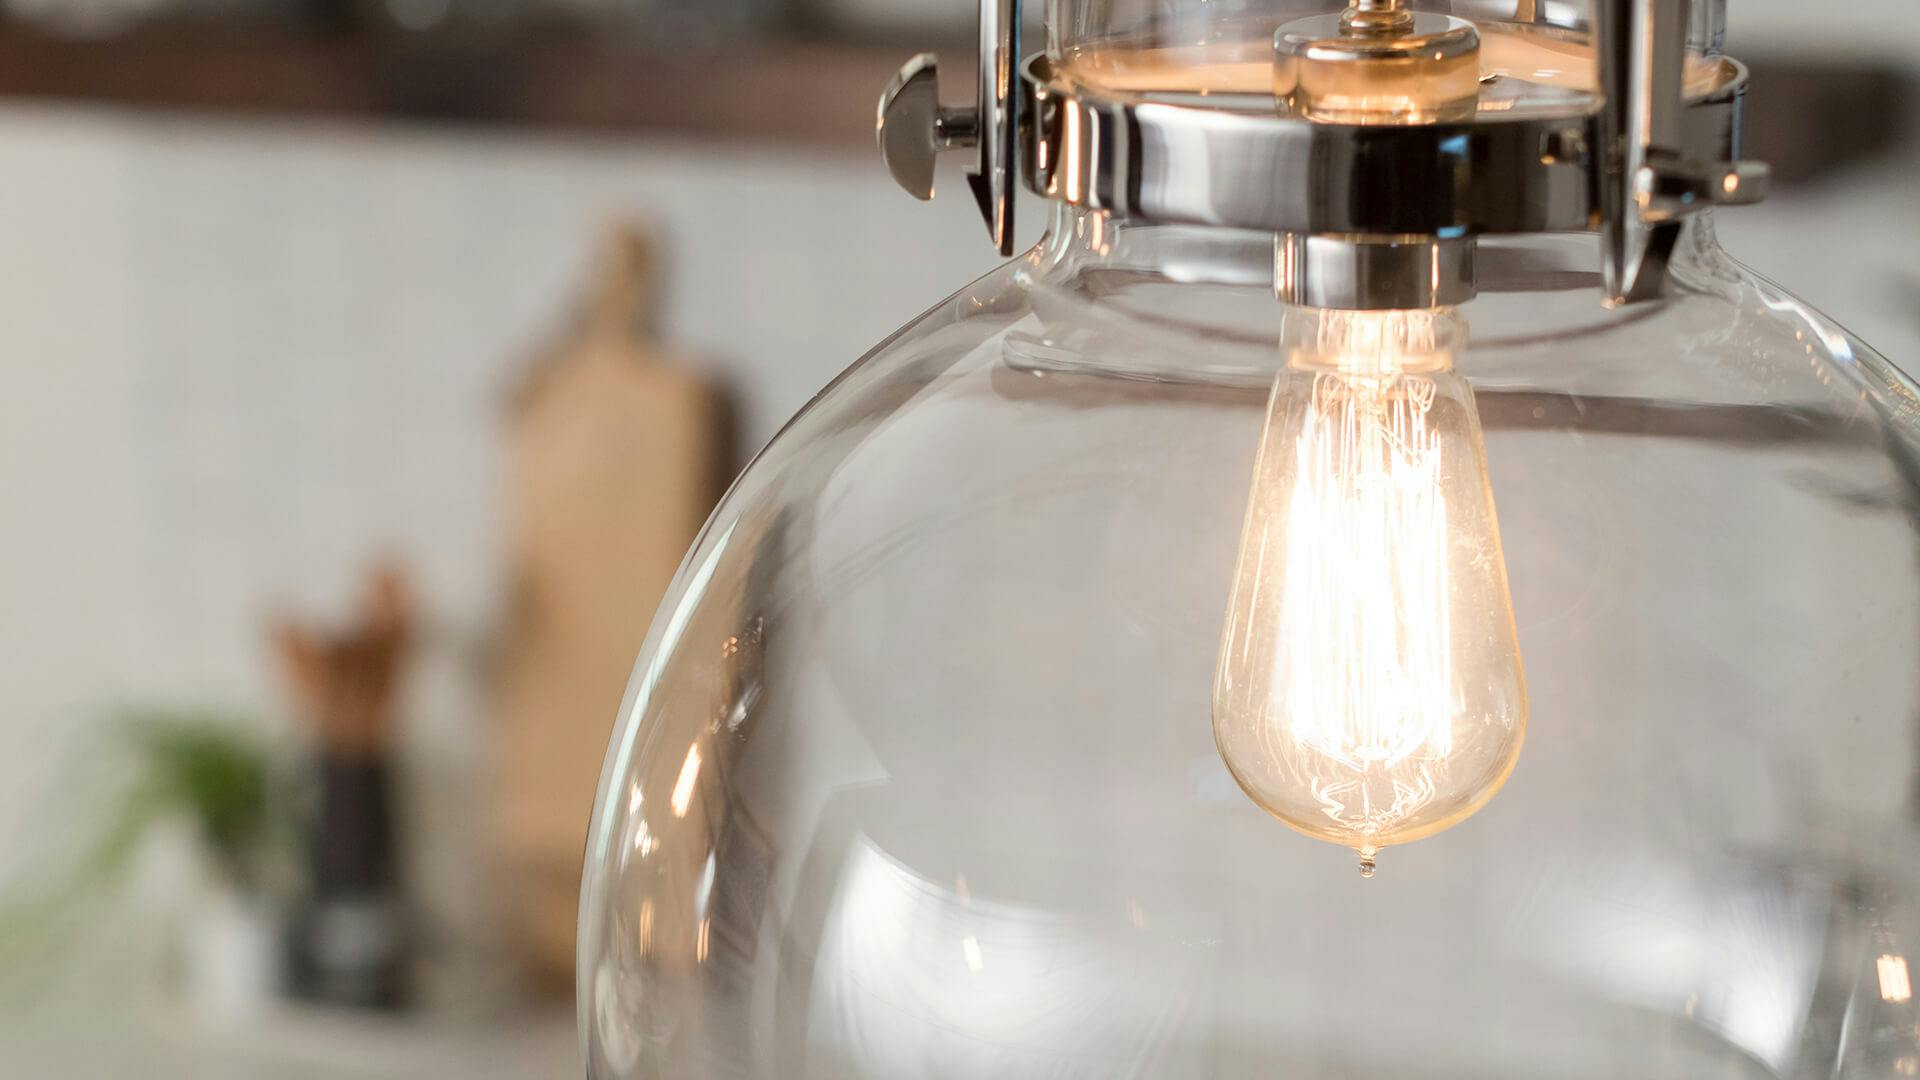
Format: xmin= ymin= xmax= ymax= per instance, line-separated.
xmin=1047 ymin=0 xmax=1725 ymax=99
xmin=1048 ymin=0 xmax=1726 ymax=54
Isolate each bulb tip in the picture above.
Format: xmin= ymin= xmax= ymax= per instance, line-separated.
xmin=1357 ymin=848 xmax=1378 ymax=878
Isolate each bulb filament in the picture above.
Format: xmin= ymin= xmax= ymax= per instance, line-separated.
xmin=1213 ymin=308 xmax=1526 ymax=871
xmin=1277 ymin=339 xmax=1452 ymax=841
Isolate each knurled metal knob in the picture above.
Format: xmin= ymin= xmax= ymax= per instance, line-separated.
xmin=877 ymin=54 xmax=980 ymax=202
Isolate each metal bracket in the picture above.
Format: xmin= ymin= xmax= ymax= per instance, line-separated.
xmin=1596 ymin=0 xmax=1769 ymax=305
xmin=877 ymin=0 xmax=1020 ymax=255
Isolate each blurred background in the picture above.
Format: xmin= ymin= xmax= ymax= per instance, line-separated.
xmin=0 ymin=0 xmax=1911 ymax=1076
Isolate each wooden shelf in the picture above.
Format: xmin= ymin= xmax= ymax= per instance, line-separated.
xmin=0 ymin=24 xmax=1904 ymax=179
xmin=0 ymin=23 xmax=951 ymax=144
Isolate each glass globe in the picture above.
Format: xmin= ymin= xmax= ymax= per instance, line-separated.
xmin=577 ymin=199 xmax=1920 ymax=1076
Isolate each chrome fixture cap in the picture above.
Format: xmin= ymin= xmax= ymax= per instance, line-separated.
xmin=1277 ymin=234 xmax=1478 ymax=310
xmin=877 ymin=0 xmax=1771 ymax=308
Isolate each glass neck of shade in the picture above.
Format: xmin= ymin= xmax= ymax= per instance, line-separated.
xmin=1028 ymin=203 xmax=1724 ymax=304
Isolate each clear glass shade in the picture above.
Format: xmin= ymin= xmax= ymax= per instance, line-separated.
xmin=579 ymin=205 xmax=1920 ymax=1077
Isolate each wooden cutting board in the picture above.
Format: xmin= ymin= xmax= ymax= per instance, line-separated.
xmin=496 ymin=224 xmax=729 ymax=985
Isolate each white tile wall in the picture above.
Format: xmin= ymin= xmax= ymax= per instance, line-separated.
xmin=0 ymin=106 xmax=1007 ymax=965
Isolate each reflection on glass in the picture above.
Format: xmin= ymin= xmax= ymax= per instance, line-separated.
xmin=670 ymin=744 xmax=702 ymax=818
xmin=1881 ymin=955 xmax=1913 ymax=1004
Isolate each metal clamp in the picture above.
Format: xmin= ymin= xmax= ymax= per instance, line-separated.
xmin=1595 ymin=0 xmax=1770 ymax=304
xmin=877 ymin=0 xmax=1021 ymax=255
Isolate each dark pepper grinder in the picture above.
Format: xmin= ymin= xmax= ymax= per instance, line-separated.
xmin=273 ymin=565 xmax=413 ymax=1010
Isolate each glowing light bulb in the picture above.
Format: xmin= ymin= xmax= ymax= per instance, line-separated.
xmin=1213 ymin=308 xmax=1526 ymax=875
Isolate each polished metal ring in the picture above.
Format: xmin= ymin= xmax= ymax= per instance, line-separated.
xmin=1020 ymin=54 xmax=1750 ymax=238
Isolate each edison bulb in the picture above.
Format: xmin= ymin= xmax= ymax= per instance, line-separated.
xmin=1214 ymin=307 xmax=1526 ymax=875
